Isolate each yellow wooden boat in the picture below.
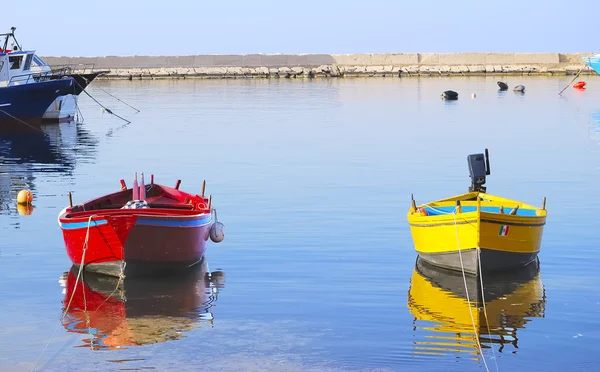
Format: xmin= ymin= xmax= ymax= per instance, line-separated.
xmin=407 ymin=149 xmax=547 ymax=274
xmin=407 ymin=257 xmax=545 ymax=360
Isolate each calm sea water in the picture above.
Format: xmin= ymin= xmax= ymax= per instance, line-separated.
xmin=1 ymin=76 xmax=599 ymax=372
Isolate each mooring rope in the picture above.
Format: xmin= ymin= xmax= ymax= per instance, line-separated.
xmin=30 ymin=215 xmax=125 ymax=371
xmin=74 ymin=94 xmax=85 ymax=123
xmin=452 ymin=207 xmax=491 ymax=372
xmin=0 ymin=107 xmax=45 ymax=133
xmin=477 ymin=247 xmax=500 ymax=372
xmin=559 ymin=63 xmax=587 ymax=95
xmin=73 ymin=80 xmax=131 ymax=124
xmin=94 ymin=85 xmax=140 ymax=113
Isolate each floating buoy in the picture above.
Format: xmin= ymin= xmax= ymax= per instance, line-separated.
xmin=17 ymin=204 xmax=33 ymax=216
xmin=573 ymin=81 xmax=586 ymax=89
xmin=441 ymin=90 xmax=458 ymax=100
xmin=17 ymin=189 xmax=33 ymax=205
xmin=209 ymin=222 xmax=225 ymax=243
xmin=497 ymin=81 xmax=509 ymax=91
xmin=513 ymin=85 xmax=525 ymax=92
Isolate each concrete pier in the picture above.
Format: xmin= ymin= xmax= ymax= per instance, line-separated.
xmin=41 ymin=53 xmax=597 ymax=79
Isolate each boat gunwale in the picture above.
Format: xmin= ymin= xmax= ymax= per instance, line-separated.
xmin=59 ymin=208 xmax=212 ymax=223
xmin=59 ymin=182 xmax=212 ymax=222
xmin=407 ymin=191 xmax=547 ymax=222
xmin=408 ymin=211 xmax=546 ymax=225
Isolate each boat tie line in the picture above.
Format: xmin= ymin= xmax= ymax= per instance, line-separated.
xmin=73 ymin=80 xmax=131 ymax=124
xmin=0 ymin=107 xmax=45 ymax=133
xmin=452 ymin=205 xmax=498 ymax=372
xmin=30 ymin=215 xmax=125 ymax=372
xmin=94 ymin=85 xmax=140 ymax=113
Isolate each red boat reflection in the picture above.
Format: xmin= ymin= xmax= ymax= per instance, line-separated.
xmin=58 ymin=258 xmax=225 ymax=350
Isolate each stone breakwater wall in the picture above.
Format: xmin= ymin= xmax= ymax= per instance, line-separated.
xmin=41 ymin=53 xmax=597 ymax=79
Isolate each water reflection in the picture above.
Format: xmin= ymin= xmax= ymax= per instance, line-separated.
xmin=58 ymin=258 xmax=225 ymax=350
xmin=407 ymin=257 xmax=545 ymax=361
xmin=0 ymin=120 xmax=98 ymax=215
xmin=590 ymin=110 xmax=600 ymax=144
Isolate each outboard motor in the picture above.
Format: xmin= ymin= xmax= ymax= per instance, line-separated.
xmin=467 ymin=148 xmax=491 ymax=192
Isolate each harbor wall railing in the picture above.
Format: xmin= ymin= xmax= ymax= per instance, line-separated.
xmin=40 ymin=53 xmax=597 ymax=79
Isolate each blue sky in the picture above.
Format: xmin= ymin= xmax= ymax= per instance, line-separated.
xmin=7 ymin=0 xmax=599 ymax=56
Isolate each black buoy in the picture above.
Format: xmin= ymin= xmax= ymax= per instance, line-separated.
xmin=497 ymin=81 xmax=508 ymax=91
xmin=441 ymin=90 xmax=458 ymax=100
xmin=513 ymin=85 xmax=525 ymax=92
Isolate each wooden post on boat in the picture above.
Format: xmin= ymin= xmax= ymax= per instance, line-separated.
xmin=456 ymin=200 xmax=462 ymax=213
xmin=202 ymin=180 xmax=206 ymax=198
xmin=68 ymin=192 xmax=73 ymax=208
xmin=499 ymin=206 xmax=504 ymax=214
xmin=132 ymin=172 xmax=139 ymax=200
xmin=175 ymin=180 xmax=181 ymax=190
xmin=509 ymin=205 xmax=520 ymax=215
xmin=208 ymin=195 xmax=212 ymax=210
xmin=151 ymin=174 xmax=154 ymax=185
xmin=411 ymin=194 xmax=417 ymax=213
xmin=542 ymin=197 xmax=547 ymax=210
xmin=140 ymin=172 xmax=146 ymax=200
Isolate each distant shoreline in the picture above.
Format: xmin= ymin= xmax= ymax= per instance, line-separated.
xmin=41 ymin=53 xmax=598 ymax=79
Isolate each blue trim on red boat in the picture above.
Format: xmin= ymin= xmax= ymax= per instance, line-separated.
xmin=136 ymin=215 xmax=212 ymax=227
xmin=60 ymin=219 xmax=108 ymax=230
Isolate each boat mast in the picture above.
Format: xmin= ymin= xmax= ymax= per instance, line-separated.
xmin=1 ymin=27 xmax=21 ymax=52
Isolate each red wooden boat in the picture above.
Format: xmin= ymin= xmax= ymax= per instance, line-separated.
xmin=58 ymin=173 xmax=225 ymax=278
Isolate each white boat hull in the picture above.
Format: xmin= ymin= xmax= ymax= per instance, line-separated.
xmin=43 ymin=94 xmax=78 ymax=122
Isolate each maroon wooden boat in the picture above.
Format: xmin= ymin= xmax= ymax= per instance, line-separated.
xmin=58 ymin=173 xmax=225 ymax=278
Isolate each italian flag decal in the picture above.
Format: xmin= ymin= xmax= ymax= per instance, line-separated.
xmin=499 ymin=225 xmax=510 ymax=236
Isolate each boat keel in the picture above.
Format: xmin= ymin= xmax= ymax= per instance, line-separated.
xmin=418 ymin=248 xmax=538 ymax=275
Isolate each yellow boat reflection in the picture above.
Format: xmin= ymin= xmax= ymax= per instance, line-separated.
xmin=407 ymin=257 xmax=545 ymax=360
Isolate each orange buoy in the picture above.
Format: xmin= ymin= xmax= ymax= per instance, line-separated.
xmin=17 ymin=189 xmax=33 ymax=205
xmin=573 ymin=81 xmax=586 ymax=89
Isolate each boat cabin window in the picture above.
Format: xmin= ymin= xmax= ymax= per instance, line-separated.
xmin=32 ymin=55 xmax=47 ymax=67
xmin=0 ymin=61 xmax=3 ymax=72
xmin=9 ymin=55 xmax=22 ymax=70
xmin=23 ymin=54 xmax=33 ymax=71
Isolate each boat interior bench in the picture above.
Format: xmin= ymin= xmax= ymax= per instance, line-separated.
xmin=72 ymin=195 xmax=196 ymax=212
xmin=424 ymin=205 xmax=538 ymax=216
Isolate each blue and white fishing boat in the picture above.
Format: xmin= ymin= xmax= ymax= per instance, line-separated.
xmin=583 ymin=53 xmax=600 ymax=75
xmin=0 ymin=30 xmax=77 ymax=131
xmin=1 ymin=27 xmax=108 ymax=123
